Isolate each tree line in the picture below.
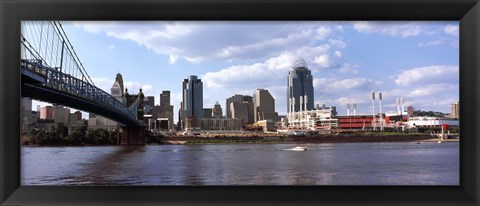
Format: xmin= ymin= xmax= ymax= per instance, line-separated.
xmin=412 ymin=110 xmax=447 ymax=117
xmin=24 ymin=122 xmax=118 ymax=146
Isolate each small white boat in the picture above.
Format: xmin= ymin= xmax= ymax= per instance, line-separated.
xmin=437 ymin=140 xmax=444 ymax=143
xmin=284 ymin=146 xmax=308 ymax=151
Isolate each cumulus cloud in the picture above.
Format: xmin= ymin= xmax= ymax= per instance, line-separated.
xmin=313 ymin=54 xmax=332 ymax=68
xmin=334 ymin=51 xmax=342 ymax=58
xmin=314 ymin=77 xmax=378 ymax=92
xmin=335 ymin=96 xmax=369 ymax=106
xmin=418 ymin=39 xmax=444 ymax=47
xmin=394 ymin=65 xmax=458 ymax=86
xmin=353 ymin=21 xmax=425 ymax=38
xmin=202 ymin=53 xmax=294 ymax=89
xmin=328 ymin=39 xmax=346 ymax=49
xmin=73 ymin=21 xmax=343 ymax=64
xmin=202 ymin=39 xmax=345 ymax=90
xmin=409 ymin=83 xmax=457 ymax=97
xmin=337 ymin=63 xmax=359 ymax=74
xmin=90 ymin=77 xmax=114 ymax=93
xmin=444 ymin=24 xmax=459 ymax=36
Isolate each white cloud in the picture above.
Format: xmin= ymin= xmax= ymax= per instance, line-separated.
xmin=202 ymin=40 xmax=343 ymax=90
xmin=328 ymin=39 xmax=346 ymax=49
xmin=353 ymin=22 xmax=425 ymax=38
xmin=335 ymin=96 xmax=369 ymax=106
xmin=314 ymin=77 xmax=377 ymax=93
xmin=409 ymin=83 xmax=457 ymax=97
xmin=334 ymin=25 xmax=344 ymax=32
xmin=338 ymin=63 xmax=359 ymax=74
xmin=168 ymin=55 xmax=178 ymax=64
xmin=215 ymin=30 xmax=315 ymax=60
xmin=418 ymin=39 xmax=444 ymax=47
xmin=443 ymin=24 xmax=459 ymax=36
xmin=315 ymin=26 xmax=333 ymax=40
xmin=202 ymin=55 xmax=291 ymax=89
xmin=72 ymin=21 xmax=343 ymax=64
xmin=313 ymin=54 xmax=332 ymax=68
xmin=124 ymin=82 xmax=153 ymax=95
xmin=90 ymin=77 xmax=114 ymax=93
xmin=394 ymin=65 xmax=458 ymax=86
xmin=334 ymin=51 xmax=342 ymax=58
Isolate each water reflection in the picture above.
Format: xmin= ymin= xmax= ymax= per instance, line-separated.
xmin=21 ymin=142 xmax=459 ymax=185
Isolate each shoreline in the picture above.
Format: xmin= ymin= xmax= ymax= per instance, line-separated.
xmin=160 ymin=139 xmax=459 ymax=145
xmin=159 ymin=135 xmax=459 ymax=145
xmin=21 ymin=134 xmax=459 ymax=147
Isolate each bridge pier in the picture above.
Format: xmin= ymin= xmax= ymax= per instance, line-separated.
xmin=119 ymin=126 xmax=146 ymax=145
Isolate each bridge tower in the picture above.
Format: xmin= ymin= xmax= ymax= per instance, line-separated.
xmin=119 ymin=88 xmax=146 ymax=145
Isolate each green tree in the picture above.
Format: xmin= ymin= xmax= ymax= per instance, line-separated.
xmin=67 ymin=126 xmax=87 ymax=145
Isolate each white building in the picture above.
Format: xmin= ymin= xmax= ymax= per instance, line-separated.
xmin=88 ymin=116 xmax=117 ymax=130
xmin=287 ymin=108 xmax=338 ymax=130
xmin=406 ymin=116 xmax=459 ymax=129
xmin=201 ymin=118 xmax=241 ymax=130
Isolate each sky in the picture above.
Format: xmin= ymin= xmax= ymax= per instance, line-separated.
xmin=31 ymin=21 xmax=459 ymax=122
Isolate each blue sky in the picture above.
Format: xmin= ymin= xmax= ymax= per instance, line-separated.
xmin=32 ymin=21 xmax=459 ymax=122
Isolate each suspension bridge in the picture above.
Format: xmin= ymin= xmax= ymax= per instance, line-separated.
xmin=20 ymin=21 xmax=146 ymax=145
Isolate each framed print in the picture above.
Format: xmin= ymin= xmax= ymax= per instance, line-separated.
xmin=1 ymin=0 xmax=479 ymax=205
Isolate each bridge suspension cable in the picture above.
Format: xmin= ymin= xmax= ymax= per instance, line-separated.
xmin=21 ymin=21 xmax=144 ymax=126
xmin=21 ymin=21 xmax=95 ymax=86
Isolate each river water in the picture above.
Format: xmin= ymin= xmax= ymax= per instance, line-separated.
xmin=21 ymin=142 xmax=459 ymax=185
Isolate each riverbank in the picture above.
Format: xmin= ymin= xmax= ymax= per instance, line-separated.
xmin=159 ymin=134 xmax=458 ymax=145
xmin=21 ymin=132 xmax=459 ymax=146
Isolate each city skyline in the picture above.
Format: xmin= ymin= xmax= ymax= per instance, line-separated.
xmin=30 ymin=21 xmax=459 ymax=123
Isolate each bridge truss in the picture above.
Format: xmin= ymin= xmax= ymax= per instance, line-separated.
xmin=20 ymin=21 xmax=142 ymax=127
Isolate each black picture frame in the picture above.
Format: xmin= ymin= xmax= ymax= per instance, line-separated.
xmin=1 ymin=0 xmax=479 ymax=205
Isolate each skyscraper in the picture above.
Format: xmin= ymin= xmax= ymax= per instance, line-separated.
xmin=451 ymin=102 xmax=459 ymax=119
xmin=152 ymin=91 xmax=174 ymax=131
xmin=111 ymin=73 xmax=124 ymax=104
xmin=253 ymin=89 xmax=278 ymax=122
xmin=287 ymin=57 xmax=314 ymax=113
xmin=226 ymin=95 xmax=243 ymax=118
xmin=231 ymin=102 xmax=252 ymax=124
xmin=181 ymin=75 xmax=203 ymax=129
xmin=143 ymin=96 xmax=155 ymax=114
xmin=160 ymin=91 xmax=171 ymax=106
xmin=226 ymin=94 xmax=253 ymax=118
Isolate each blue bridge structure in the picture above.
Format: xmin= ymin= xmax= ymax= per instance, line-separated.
xmin=20 ymin=21 xmax=146 ymax=145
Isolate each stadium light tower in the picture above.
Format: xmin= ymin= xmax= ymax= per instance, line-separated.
xmin=353 ymin=103 xmax=357 ymax=115
xmin=347 ymin=103 xmax=350 ymax=115
xmin=371 ymin=91 xmax=376 ymax=131
xmin=378 ymin=92 xmax=384 ymax=131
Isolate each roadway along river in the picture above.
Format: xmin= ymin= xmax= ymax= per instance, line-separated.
xmin=21 ymin=142 xmax=459 ymax=185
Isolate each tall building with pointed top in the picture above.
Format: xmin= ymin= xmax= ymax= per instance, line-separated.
xmin=111 ymin=73 xmax=125 ymax=104
xmin=287 ymin=57 xmax=314 ymax=113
